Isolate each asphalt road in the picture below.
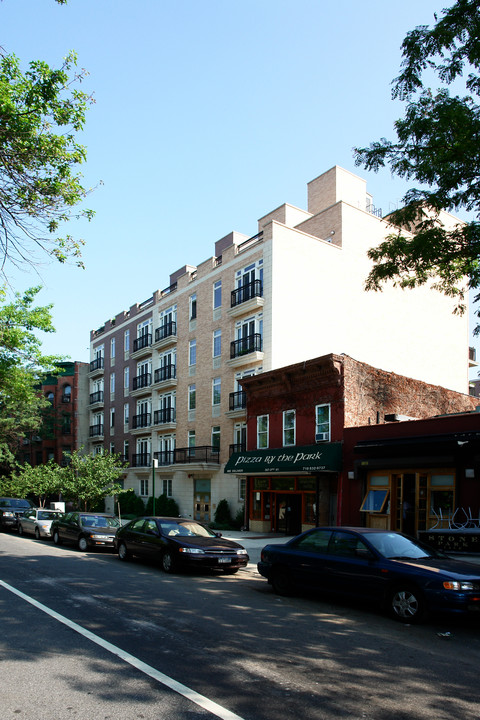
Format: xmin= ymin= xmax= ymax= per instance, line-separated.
xmin=1 ymin=532 xmax=480 ymax=720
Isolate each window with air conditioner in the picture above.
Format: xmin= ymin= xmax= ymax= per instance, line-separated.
xmin=315 ymin=404 xmax=331 ymax=442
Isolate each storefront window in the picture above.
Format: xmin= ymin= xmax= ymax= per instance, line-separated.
xmin=271 ymin=477 xmax=295 ymax=491
xmin=305 ymin=494 xmax=316 ymax=523
xmin=360 ymin=489 xmax=389 ymax=513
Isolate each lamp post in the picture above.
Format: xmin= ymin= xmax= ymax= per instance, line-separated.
xmin=152 ymin=458 xmax=158 ymax=515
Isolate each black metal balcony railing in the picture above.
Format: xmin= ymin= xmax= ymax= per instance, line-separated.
xmin=174 ymin=446 xmax=220 ymax=464
xmin=154 ymin=407 xmax=176 ymax=425
xmin=155 ymin=321 xmax=177 ymax=343
xmin=154 ymin=364 xmax=176 ymax=383
xmin=154 ymin=450 xmax=175 ymax=466
xmin=89 ymin=424 xmax=104 ymax=437
xmin=62 ymin=394 xmax=71 ymax=403
xmin=131 ymin=453 xmax=151 ymax=467
xmin=229 ymin=443 xmax=246 ymax=456
xmin=89 ymin=390 xmax=104 ymax=405
xmin=133 ymin=373 xmax=152 ymax=391
xmin=133 ymin=333 xmax=152 ymax=352
xmin=231 ymin=279 xmax=263 ymax=308
xmin=229 ymin=390 xmax=246 ymax=411
xmin=230 ymin=333 xmax=262 ymax=359
xmin=89 ymin=357 xmax=104 ymax=372
xmin=132 ymin=413 xmax=152 ymax=429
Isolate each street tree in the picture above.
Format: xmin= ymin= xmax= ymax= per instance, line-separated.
xmin=62 ymin=449 xmax=126 ymax=511
xmin=0 ymin=46 xmax=94 ymax=277
xmin=8 ymin=459 xmax=65 ymax=507
xmin=354 ymin=0 xmax=480 ymax=327
xmin=0 ymin=285 xmax=61 ymax=471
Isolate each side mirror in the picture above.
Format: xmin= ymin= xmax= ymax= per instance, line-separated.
xmin=356 ymin=547 xmax=375 ymax=560
xmin=215 ymin=532 xmax=222 ymax=538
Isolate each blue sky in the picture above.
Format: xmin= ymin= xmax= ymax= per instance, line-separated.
xmin=3 ymin=0 xmax=477 ymax=371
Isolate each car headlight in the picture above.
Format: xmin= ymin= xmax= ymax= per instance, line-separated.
xmin=443 ymin=581 xmax=479 ymax=591
xmin=90 ymin=534 xmax=111 ymax=541
xmin=39 ymin=524 xmax=50 ymax=530
xmin=236 ymin=548 xmax=248 ymax=555
xmin=178 ymin=547 xmax=205 ymax=554
xmin=3 ymin=511 xmax=14 ymax=517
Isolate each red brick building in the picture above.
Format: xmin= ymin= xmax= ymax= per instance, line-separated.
xmin=225 ymin=354 xmax=477 ymax=534
xmin=20 ymin=362 xmax=89 ymax=467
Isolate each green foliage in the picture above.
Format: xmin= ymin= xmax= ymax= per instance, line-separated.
xmin=145 ymin=493 xmax=180 ymax=517
xmin=116 ymin=488 xmax=146 ymax=517
xmin=213 ymin=499 xmax=233 ymax=529
xmin=62 ymin=449 xmax=126 ymax=511
xmin=0 ymin=286 xmax=62 ymax=470
xmin=8 ymin=459 xmax=65 ymax=507
xmin=0 ymin=48 xmax=94 ymax=276
xmin=354 ymin=0 xmax=480 ymax=327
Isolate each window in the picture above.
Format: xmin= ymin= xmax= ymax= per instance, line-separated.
xmin=360 ymin=489 xmax=389 ymax=513
xmin=189 ymin=293 xmax=197 ymax=320
xmin=188 ymin=430 xmax=195 ymax=447
xmin=188 ymin=384 xmax=196 ymax=411
xmin=123 ymin=440 xmax=129 ymax=461
xmin=283 ymin=409 xmax=295 ymax=446
xmin=140 ymin=479 xmax=149 ymax=497
xmin=315 ymin=404 xmax=331 ymax=442
xmin=124 ymin=403 xmax=129 ymax=425
xmin=124 ymin=367 xmax=130 ymax=389
xmin=110 ymin=337 xmax=115 ymax=359
xmin=257 ymin=415 xmax=269 ymax=449
xmin=212 ymin=377 xmax=221 ymax=406
xmin=124 ymin=330 xmax=130 ymax=353
xmin=239 ymin=478 xmax=246 ymax=502
xmin=211 ymin=426 xmax=220 ymax=450
xmin=163 ymin=478 xmax=173 ymax=497
xmin=110 ymin=442 xmax=115 ymax=454
xmin=189 ymin=339 xmax=196 ymax=366
xmin=213 ymin=329 xmax=221 ymax=358
xmin=110 ymin=372 xmax=115 ymax=394
xmin=213 ymin=280 xmax=222 ymax=309
xmin=110 ymin=408 xmax=115 ymax=428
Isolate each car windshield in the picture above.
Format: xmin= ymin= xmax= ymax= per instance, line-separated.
xmin=159 ymin=521 xmax=216 ymax=538
xmin=37 ymin=511 xmax=61 ymax=521
xmin=80 ymin=515 xmax=120 ymax=528
xmin=366 ymin=532 xmax=433 ymax=559
xmin=1 ymin=499 xmax=31 ymax=508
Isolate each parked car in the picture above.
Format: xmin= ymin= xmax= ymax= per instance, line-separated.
xmin=51 ymin=512 xmax=121 ymax=551
xmin=18 ymin=508 xmax=64 ymax=539
xmin=115 ymin=516 xmax=249 ymax=573
xmin=257 ymin=526 xmax=480 ymax=623
xmin=0 ymin=497 xmax=36 ymax=532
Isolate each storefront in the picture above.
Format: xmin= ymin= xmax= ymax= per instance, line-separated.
xmin=225 ymin=443 xmax=342 ymax=534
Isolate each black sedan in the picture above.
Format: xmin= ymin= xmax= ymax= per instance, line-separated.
xmin=0 ymin=497 xmax=36 ymax=531
xmin=51 ymin=511 xmax=120 ymax=551
xmin=257 ymin=526 xmax=480 ymax=623
xmin=115 ymin=516 xmax=249 ymax=574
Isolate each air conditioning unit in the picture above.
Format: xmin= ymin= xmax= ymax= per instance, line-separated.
xmin=315 ymin=432 xmax=329 ymax=443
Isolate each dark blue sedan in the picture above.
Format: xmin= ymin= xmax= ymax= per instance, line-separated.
xmin=257 ymin=526 xmax=480 ymax=622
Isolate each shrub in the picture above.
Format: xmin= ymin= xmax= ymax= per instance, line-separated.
xmin=145 ymin=493 xmax=180 ymax=517
xmin=116 ymin=489 xmax=145 ymax=518
xmin=214 ymin=499 xmax=232 ymax=528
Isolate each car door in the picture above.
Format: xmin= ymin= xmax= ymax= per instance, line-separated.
xmin=325 ymin=530 xmax=387 ymax=600
xmin=62 ymin=513 xmax=80 ymax=543
xmin=121 ymin=518 xmax=153 ymax=557
xmin=282 ymin=529 xmax=333 ymax=589
xmin=22 ymin=510 xmax=35 ymax=535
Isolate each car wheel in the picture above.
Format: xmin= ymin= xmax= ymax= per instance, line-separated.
xmin=389 ymin=585 xmax=425 ymax=623
xmin=161 ymin=550 xmax=175 ymax=573
xmin=34 ymin=527 xmax=41 ymax=540
xmin=18 ymin=524 xmax=24 ymax=536
xmin=223 ymin=567 xmax=239 ymax=574
xmin=53 ymin=530 xmax=61 ymax=545
xmin=78 ymin=536 xmax=89 ymax=552
xmin=271 ymin=567 xmax=293 ymax=596
xmin=118 ymin=542 xmax=130 ymax=561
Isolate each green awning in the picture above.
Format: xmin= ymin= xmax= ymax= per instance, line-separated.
xmin=224 ymin=443 xmax=342 ymax=474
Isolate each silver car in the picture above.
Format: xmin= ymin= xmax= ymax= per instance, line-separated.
xmin=18 ymin=509 xmax=63 ymax=539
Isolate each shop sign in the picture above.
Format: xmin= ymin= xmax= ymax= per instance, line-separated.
xmin=225 ymin=443 xmax=342 ymax=473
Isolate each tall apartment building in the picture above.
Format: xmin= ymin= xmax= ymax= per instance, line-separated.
xmin=88 ymin=166 xmax=471 ymax=520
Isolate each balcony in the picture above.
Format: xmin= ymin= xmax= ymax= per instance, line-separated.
xmin=152 ymin=321 xmax=177 ymax=351
xmin=89 ymin=357 xmax=104 ymax=376
xmin=89 ymin=424 xmax=104 ymax=438
xmin=173 ymin=446 xmax=220 ymax=465
xmin=229 ymin=391 xmax=246 ymax=411
xmin=228 ymin=280 xmax=264 ymax=318
xmin=154 ymin=450 xmax=175 ymax=466
xmin=153 ymin=407 xmax=176 ymax=427
xmin=227 ymin=334 xmax=263 ymax=370
xmin=132 ymin=333 xmax=153 ymax=359
xmin=132 ymin=413 xmax=152 ymax=429
xmin=131 ymin=373 xmax=152 ymax=396
xmin=152 ymin=364 xmax=177 ymax=391
xmin=131 ymin=453 xmax=151 ymax=468
xmin=89 ymin=390 xmax=104 ymax=406
xmin=229 ymin=443 xmax=246 ymax=456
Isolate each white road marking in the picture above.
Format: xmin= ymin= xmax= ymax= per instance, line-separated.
xmin=0 ymin=578 xmax=245 ymax=720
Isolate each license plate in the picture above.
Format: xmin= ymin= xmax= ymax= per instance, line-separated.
xmin=218 ymin=557 xmax=232 ymax=564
